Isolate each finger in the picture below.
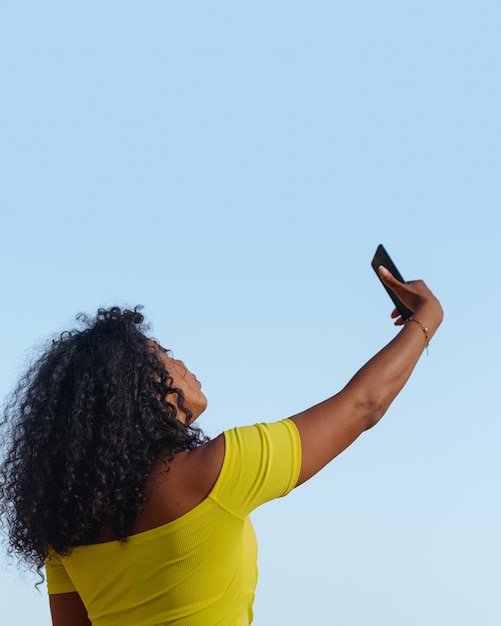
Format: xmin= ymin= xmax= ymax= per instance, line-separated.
xmin=390 ymin=309 xmax=405 ymax=326
xmin=380 ymin=267 xmax=421 ymax=297
xmin=378 ymin=265 xmax=405 ymax=287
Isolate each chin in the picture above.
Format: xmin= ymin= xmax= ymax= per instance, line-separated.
xmin=191 ymin=394 xmax=208 ymax=421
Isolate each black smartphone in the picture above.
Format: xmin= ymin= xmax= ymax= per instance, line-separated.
xmin=371 ymin=244 xmax=413 ymax=319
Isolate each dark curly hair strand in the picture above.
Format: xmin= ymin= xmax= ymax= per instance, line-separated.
xmin=0 ymin=306 xmax=207 ymax=572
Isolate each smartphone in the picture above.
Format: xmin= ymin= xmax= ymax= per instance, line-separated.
xmin=371 ymin=244 xmax=413 ymax=319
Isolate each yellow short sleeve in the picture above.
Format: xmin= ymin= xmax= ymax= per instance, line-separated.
xmin=211 ymin=419 xmax=302 ymax=519
xmin=46 ymin=549 xmax=77 ymax=595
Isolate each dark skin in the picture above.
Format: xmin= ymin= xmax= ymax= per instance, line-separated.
xmin=49 ymin=268 xmax=443 ymax=625
xmin=50 ymin=592 xmax=91 ymax=626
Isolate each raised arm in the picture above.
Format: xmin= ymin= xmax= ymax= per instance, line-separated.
xmin=290 ymin=266 xmax=444 ymax=486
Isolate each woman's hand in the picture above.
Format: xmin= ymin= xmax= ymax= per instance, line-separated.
xmin=378 ymin=265 xmax=444 ymax=336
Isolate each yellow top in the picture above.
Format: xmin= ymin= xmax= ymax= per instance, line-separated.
xmin=46 ymin=419 xmax=301 ymax=625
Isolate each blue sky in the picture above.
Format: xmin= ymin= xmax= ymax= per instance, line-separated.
xmin=1 ymin=2 xmax=500 ymax=624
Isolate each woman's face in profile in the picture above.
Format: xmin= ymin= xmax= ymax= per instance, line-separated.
xmin=151 ymin=342 xmax=208 ymax=422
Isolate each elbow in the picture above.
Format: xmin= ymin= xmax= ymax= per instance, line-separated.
xmin=360 ymin=399 xmax=388 ymax=431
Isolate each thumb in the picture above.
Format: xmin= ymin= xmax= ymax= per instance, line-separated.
xmin=378 ymin=265 xmax=412 ymax=296
xmin=378 ymin=265 xmax=401 ymax=285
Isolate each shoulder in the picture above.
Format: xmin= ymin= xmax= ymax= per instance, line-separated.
xmin=167 ymin=421 xmax=300 ymax=500
xmin=145 ymin=421 xmax=301 ymax=525
xmin=182 ymin=434 xmax=226 ymax=498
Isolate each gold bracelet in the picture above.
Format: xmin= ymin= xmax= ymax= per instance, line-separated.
xmin=404 ymin=317 xmax=430 ymax=355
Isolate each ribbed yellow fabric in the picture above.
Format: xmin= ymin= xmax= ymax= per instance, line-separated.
xmin=46 ymin=419 xmax=301 ymax=625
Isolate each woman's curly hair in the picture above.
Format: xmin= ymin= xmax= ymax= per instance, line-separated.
xmin=0 ymin=306 xmax=207 ymax=572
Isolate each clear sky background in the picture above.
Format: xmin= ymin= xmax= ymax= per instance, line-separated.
xmin=1 ymin=2 xmax=500 ymax=624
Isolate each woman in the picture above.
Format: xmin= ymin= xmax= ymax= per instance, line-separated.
xmin=0 ymin=267 xmax=443 ymax=625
